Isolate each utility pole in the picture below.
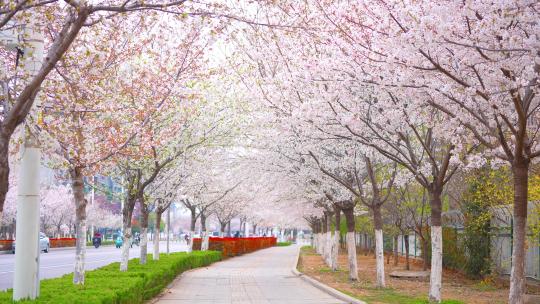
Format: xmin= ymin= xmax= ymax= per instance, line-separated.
xmin=7 ymin=23 xmax=44 ymax=300
xmin=90 ymin=175 xmax=95 ymax=241
xmin=166 ymin=207 xmax=170 ymax=254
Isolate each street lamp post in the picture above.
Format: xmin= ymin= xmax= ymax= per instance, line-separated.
xmin=1 ymin=23 xmax=45 ymax=300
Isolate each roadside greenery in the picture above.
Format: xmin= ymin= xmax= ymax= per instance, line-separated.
xmin=85 ymin=240 xmax=115 ymax=247
xmin=276 ymin=241 xmax=292 ymax=247
xmin=0 ymin=251 xmax=221 ymax=303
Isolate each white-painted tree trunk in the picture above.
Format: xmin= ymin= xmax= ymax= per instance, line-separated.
xmin=318 ymin=233 xmax=323 ymax=254
xmin=346 ymin=232 xmax=358 ymax=281
xmin=201 ymin=231 xmax=210 ymax=251
xmin=120 ymin=226 xmax=131 ymax=271
xmin=375 ymin=229 xmax=386 ymax=288
xmin=429 ymin=226 xmax=442 ymax=303
xmin=73 ymin=218 xmax=86 ymax=284
xmin=139 ymin=227 xmax=148 ymax=264
xmin=187 ymin=230 xmax=194 ymax=253
xmin=153 ymin=228 xmax=160 ymax=260
xmin=331 ymin=232 xmax=339 ymax=271
xmin=325 ymin=231 xmax=332 ymax=266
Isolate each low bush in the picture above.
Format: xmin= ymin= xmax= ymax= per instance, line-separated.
xmin=0 ymin=251 xmax=221 ymax=303
xmin=85 ymin=240 xmax=115 ymax=247
xmin=49 ymin=238 xmax=76 ymax=248
xmin=193 ymin=237 xmax=276 ymax=257
xmin=276 ymin=242 xmax=292 ymax=247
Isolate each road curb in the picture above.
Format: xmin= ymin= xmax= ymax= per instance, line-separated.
xmin=291 ymin=246 xmax=366 ymax=304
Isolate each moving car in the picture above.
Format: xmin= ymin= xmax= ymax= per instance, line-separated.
xmin=12 ymin=232 xmax=50 ymax=254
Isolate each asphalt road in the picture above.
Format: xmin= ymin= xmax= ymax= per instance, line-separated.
xmin=0 ymin=241 xmax=188 ymax=291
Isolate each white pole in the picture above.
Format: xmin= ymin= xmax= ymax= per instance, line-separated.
xmin=244 ymin=222 xmax=249 ymax=237
xmin=120 ymin=177 xmax=124 ymax=236
xmin=166 ymin=207 xmax=170 ymax=254
xmin=90 ymin=176 xmax=95 ymax=241
xmin=13 ymin=23 xmax=44 ymax=301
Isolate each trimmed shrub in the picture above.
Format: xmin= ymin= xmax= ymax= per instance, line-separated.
xmin=49 ymin=238 xmax=76 ymax=248
xmin=86 ymin=240 xmax=116 ymax=247
xmin=193 ymin=237 xmax=276 ymax=257
xmin=0 ymin=251 xmax=221 ymax=303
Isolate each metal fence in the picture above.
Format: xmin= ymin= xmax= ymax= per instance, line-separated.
xmin=392 ymin=229 xmax=540 ymax=280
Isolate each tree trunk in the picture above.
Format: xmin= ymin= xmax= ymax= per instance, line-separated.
xmin=421 ymin=235 xmax=429 ymax=271
xmin=404 ymin=235 xmax=410 ymax=270
xmin=393 ymin=235 xmax=399 ymax=266
xmin=509 ymin=159 xmax=529 ymax=304
xmin=373 ymin=205 xmax=385 ymax=288
xmin=227 ymin=220 xmax=231 ymax=237
xmin=139 ymin=197 xmax=148 ymax=264
xmin=332 ymin=206 xmax=340 ymax=271
xmin=323 ymin=213 xmax=331 ymax=266
xmin=318 ymin=220 xmax=325 ymax=255
xmin=327 ymin=214 xmax=333 ymax=266
xmin=220 ymin=222 xmax=227 ymax=235
xmin=71 ymin=167 xmax=87 ymax=285
xmin=428 ymin=188 xmax=443 ymax=303
xmin=120 ymin=197 xmax=135 ymax=272
xmin=0 ymin=136 xmax=9 ymax=224
xmin=201 ymin=213 xmax=209 ymax=251
xmin=364 ymin=233 xmax=369 ymax=255
xmin=343 ymin=208 xmax=358 ymax=281
xmin=153 ymin=210 xmax=162 ymax=260
xmin=239 ymin=220 xmax=244 ymax=235
xmin=187 ymin=208 xmax=196 ymax=253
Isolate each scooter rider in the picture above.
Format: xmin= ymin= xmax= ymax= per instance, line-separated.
xmin=92 ymin=232 xmax=102 ymax=248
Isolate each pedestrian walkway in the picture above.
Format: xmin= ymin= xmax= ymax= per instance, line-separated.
xmin=155 ymin=244 xmax=345 ymax=304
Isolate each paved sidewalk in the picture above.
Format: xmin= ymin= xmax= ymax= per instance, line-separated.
xmin=156 ymin=245 xmax=345 ymax=304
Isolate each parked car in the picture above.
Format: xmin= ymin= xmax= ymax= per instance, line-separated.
xmin=12 ymin=232 xmax=50 ymax=254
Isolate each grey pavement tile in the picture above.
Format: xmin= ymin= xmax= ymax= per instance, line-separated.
xmin=155 ymin=245 xmax=346 ymax=304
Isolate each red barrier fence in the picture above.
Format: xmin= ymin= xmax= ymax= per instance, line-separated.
xmin=0 ymin=238 xmax=76 ymax=251
xmin=0 ymin=240 xmax=13 ymax=251
xmin=50 ymin=237 xmax=76 ymax=248
xmin=193 ymin=237 xmax=276 ymax=258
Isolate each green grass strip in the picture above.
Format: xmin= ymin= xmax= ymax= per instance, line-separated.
xmin=275 ymin=242 xmax=292 ymax=247
xmin=0 ymin=251 xmax=221 ymax=304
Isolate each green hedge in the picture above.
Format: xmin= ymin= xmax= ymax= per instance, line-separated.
xmin=85 ymin=240 xmax=115 ymax=247
xmin=0 ymin=251 xmax=221 ymax=303
xmin=276 ymin=242 xmax=292 ymax=247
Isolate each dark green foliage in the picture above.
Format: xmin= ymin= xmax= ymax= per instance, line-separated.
xmin=442 ymin=228 xmax=466 ymax=270
xmin=462 ymin=195 xmax=492 ymax=278
xmin=85 ymin=240 xmax=115 ymax=247
xmin=0 ymin=251 xmax=221 ymax=304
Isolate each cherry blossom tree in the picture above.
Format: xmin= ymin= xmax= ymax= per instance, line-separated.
xmin=40 ymin=184 xmax=74 ymax=237
xmin=0 ymin=0 xmax=218 ymax=221
xmin=302 ymin=2 xmax=539 ymax=302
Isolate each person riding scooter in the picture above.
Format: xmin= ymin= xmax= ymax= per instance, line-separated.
xmin=115 ymin=236 xmax=123 ymax=248
xmin=130 ymin=232 xmax=140 ymax=248
xmin=92 ymin=232 xmax=102 ymax=248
